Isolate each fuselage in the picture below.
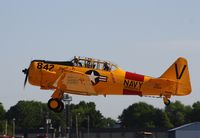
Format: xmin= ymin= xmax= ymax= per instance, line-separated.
xmin=23 ymin=56 xmax=192 ymax=112
xmin=28 ymin=60 xmax=155 ymax=96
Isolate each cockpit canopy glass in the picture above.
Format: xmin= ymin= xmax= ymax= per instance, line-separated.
xmin=71 ymin=56 xmax=118 ymax=71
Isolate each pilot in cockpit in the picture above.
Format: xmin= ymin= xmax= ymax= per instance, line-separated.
xmin=86 ymin=58 xmax=92 ymax=68
xmin=73 ymin=56 xmax=82 ymax=67
xmin=103 ymin=62 xmax=110 ymax=71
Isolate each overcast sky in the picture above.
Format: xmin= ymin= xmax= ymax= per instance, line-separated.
xmin=0 ymin=1 xmax=200 ymax=119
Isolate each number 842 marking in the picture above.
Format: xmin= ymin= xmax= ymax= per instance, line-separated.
xmin=37 ymin=63 xmax=54 ymax=71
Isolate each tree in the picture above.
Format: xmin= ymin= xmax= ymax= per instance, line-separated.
xmin=0 ymin=102 xmax=6 ymax=134
xmin=153 ymin=109 xmax=173 ymax=129
xmin=6 ymin=100 xmax=116 ymax=131
xmin=183 ymin=105 xmax=192 ymax=123
xmin=6 ymin=101 xmax=45 ymax=129
xmin=6 ymin=100 xmax=65 ymax=130
xmin=71 ymin=101 xmax=115 ymax=129
xmin=119 ymin=102 xmax=157 ymax=129
xmin=101 ymin=117 xmax=116 ymax=128
xmin=119 ymin=102 xmax=173 ymax=129
xmin=165 ymin=101 xmax=191 ymax=127
xmin=190 ymin=101 xmax=200 ymax=122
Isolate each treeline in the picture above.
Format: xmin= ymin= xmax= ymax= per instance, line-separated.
xmin=1 ymin=100 xmax=200 ymax=135
xmin=119 ymin=101 xmax=200 ymax=129
xmin=0 ymin=101 xmax=115 ymax=135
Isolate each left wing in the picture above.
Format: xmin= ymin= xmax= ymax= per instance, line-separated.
xmin=53 ymin=70 xmax=96 ymax=95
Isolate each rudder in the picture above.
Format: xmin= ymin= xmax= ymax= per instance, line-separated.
xmin=160 ymin=57 xmax=192 ymax=96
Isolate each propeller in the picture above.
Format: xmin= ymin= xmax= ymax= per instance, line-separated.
xmin=22 ymin=68 xmax=29 ymax=87
xmin=22 ymin=59 xmax=33 ymax=88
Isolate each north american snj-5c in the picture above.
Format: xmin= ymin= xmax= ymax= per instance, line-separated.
xmin=22 ymin=56 xmax=192 ymax=112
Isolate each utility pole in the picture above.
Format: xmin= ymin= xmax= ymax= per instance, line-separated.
xmin=87 ymin=116 xmax=90 ymax=138
xmin=63 ymin=94 xmax=72 ymax=138
xmin=76 ymin=115 xmax=78 ymax=138
xmin=5 ymin=120 xmax=7 ymax=136
xmin=12 ymin=118 xmax=15 ymax=138
xmin=46 ymin=113 xmax=51 ymax=138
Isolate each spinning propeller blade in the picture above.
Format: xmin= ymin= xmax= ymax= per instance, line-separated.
xmin=22 ymin=68 xmax=29 ymax=87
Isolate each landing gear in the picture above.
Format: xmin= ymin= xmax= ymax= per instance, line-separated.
xmin=47 ymin=89 xmax=65 ymax=112
xmin=47 ymin=98 xmax=64 ymax=113
xmin=163 ymin=97 xmax=171 ymax=106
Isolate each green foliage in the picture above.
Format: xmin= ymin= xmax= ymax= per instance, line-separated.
xmin=118 ymin=100 xmax=199 ymax=129
xmin=6 ymin=101 xmax=45 ymax=129
xmin=101 ymin=117 xmax=116 ymax=128
xmin=4 ymin=100 xmax=116 ymax=131
xmin=6 ymin=101 xmax=65 ymax=130
xmin=119 ymin=102 xmax=158 ymax=129
xmin=0 ymin=103 xmax=6 ymax=134
xmin=3 ymin=100 xmax=200 ymax=131
xmin=119 ymin=102 xmax=175 ymax=129
xmin=0 ymin=103 xmax=6 ymax=119
xmin=153 ymin=109 xmax=173 ymax=129
xmin=71 ymin=101 xmax=115 ymax=129
xmin=190 ymin=101 xmax=200 ymax=122
xmin=165 ymin=101 xmax=191 ymax=127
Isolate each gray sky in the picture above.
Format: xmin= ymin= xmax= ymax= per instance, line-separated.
xmin=0 ymin=1 xmax=200 ymax=119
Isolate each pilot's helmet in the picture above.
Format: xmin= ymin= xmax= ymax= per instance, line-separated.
xmin=88 ymin=58 xmax=92 ymax=61
xmin=74 ymin=56 xmax=78 ymax=59
xmin=74 ymin=56 xmax=79 ymax=62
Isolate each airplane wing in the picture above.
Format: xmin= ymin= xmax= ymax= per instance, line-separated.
xmin=53 ymin=70 xmax=96 ymax=95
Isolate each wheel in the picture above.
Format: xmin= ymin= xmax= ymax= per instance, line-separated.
xmin=164 ymin=99 xmax=170 ymax=106
xmin=47 ymin=98 xmax=60 ymax=110
xmin=53 ymin=101 xmax=64 ymax=113
xmin=47 ymin=98 xmax=64 ymax=113
xmin=163 ymin=97 xmax=171 ymax=106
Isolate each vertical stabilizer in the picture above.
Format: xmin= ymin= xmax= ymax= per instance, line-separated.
xmin=160 ymin=57 xmax=192 ymax=95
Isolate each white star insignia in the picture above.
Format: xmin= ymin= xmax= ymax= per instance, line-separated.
xmin=88 ymin=71 xmax=98 ymax=83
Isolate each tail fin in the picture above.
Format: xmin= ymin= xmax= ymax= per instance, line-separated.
xmin=160 ymin=57 xmax=192 ymax=96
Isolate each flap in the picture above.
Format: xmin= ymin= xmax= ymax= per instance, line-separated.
xmin=53 ymin=71 xmax=96 ymax=95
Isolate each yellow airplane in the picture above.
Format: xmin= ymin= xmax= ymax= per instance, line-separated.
xmin=22 ymin=56 xmax=192 ymax=112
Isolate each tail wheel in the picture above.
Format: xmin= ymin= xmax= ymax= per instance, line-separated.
xmin=163 ymin=97 xmax=171 ymax=106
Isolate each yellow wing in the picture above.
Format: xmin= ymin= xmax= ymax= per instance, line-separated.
xmin=53 ymin=70 xmax=96 ymax=95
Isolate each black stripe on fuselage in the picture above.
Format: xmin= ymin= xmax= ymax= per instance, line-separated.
xmin=32 ymin=60 xmax=74 ymax=66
